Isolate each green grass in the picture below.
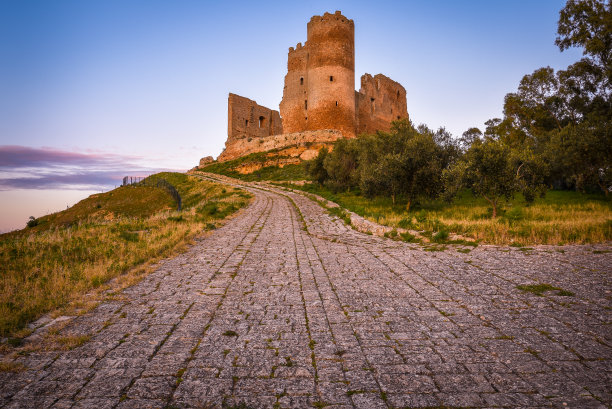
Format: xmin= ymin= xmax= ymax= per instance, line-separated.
xmin=199 ymin=151 xmax=308 ymax=181
xmin=327 ymin=206 xmax=351 ymax=225
xmin=278 ymin=183 xmax=611 ymax=245
xmin=0 ymin=173 xmax=252 ymax=338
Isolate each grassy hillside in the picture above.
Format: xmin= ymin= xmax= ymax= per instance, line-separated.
xmin=201 ymin=152 xmax=308 ymax=181
xmin=0 ymin=172 xmax=252 ymax=338
xmin=280 ymin=183 xmax=612 ymax=246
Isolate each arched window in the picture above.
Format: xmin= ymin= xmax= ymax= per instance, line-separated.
xmin=259 ymin=116 xmax=266 ymax=128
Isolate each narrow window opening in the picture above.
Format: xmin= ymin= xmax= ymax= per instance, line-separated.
xmin=305 ymin=100 xmax=308 ymax=110
xmin=305 ymin=116 xmax=308 ymax=121
xmin=397 ymin=90 xmax=400 ymax=98
xmin=335 ymin=101 xmax=338 ymax=106
xmin=330 ymin=76 xmax=334 ymax=82
xmin=258 ymin=116 xmax=265 ymax=128
xmin=397 ymin=116 xmax=401 ymax=120
xmin=245 ymin=119 xmax=249 ymax=127
xmin=370 ymin=97 xmax=375 ymax=114
xmin=300 ymin=77 xmax=304 ymax=85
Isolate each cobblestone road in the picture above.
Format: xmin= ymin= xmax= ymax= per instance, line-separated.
xmin=1 ymin=183 xmax=611 ymax=408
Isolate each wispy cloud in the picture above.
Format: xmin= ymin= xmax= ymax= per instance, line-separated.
xmin=0 ymin=146 xmax=173 ymax=190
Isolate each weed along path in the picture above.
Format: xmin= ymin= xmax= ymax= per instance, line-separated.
xmin=1 ymin=179 xmax=611 ymax=409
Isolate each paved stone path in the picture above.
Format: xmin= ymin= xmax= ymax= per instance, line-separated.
xmin=1 ymin=183 xmax=611 ymax=409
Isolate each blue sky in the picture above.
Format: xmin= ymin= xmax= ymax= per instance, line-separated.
xmin=0 ymin=0 xmax=582 ymax=231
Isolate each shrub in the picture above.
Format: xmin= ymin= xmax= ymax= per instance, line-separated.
xmin=119 ymin=230 xmax=139 ymax=242
xmin=397 ymin=218 xmax=413 ymax=229
xmin=432 ymin=230 xmax=449 ymax=243
xmin=198 ymin=202 xmax=218 ymax=216
xmin=26 ymin=216 xmax=39 ymax=228
xmin=400 ymin=232 xmax=420 ymax=243
xmin=504 ymin=207 xmax=525 ymax=224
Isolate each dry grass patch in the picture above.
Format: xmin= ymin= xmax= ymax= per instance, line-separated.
xmin=0 ymin=361 xmax=25 ymax=373
xmin=281 ymin=183 xmax=611 ymax=246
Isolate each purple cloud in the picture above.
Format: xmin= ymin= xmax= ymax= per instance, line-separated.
xmin=0 ymin=145 xmax=138 ymax=169
xmin=0 ymin=146 xmax=171 ymax=190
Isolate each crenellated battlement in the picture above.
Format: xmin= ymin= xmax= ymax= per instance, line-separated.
xmin=307 ymin=10 xmax=354 ymax=44
xmin=308 ymin=10 xmax=354 ymax=25
xmin=288 ymin=42 xmax=306 ymax=53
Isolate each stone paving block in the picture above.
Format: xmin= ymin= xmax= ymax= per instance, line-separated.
xmin=115 ymin=398 xmax=168 ymax=409
xmin=71 ymin=398 xmax=117 ymax=409
xmin=349 ymin=392 xmax=387 ymax=409
xmin=77 ymin=376 xmax=132 ymax=399
xmin=173 ymin=378 xmax=232 ymax=403
xmin=386 ymin=392 xmax=441 ymax=408
xmin=3 ymin=395 xmax=57 ymax=409
xmin=49 ymin=399 xmax=74 ymax=409
xmin=434 ymin=373 xmax=496 ymax=394
xmin=126 ymin=376 xmax=176 ymax=400
xmin=378 ymin=373 xmax=438 ymax=394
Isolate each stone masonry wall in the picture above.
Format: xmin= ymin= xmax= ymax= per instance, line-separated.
xmin=356 ymin=73 xmax=409 ymax=135
xmin=228 ymin=93 xmax=283 ymax=142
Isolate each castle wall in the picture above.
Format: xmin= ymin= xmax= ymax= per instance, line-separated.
xmin=356 ymin=74 xmax=409 ymax=135
xmin=228 ymin=93 xmax=282 ymax=141
xmin=217 ymin=11 xmax=411 ymax=163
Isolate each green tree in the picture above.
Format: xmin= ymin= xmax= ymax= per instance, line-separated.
xmin=305 ymin=147 xmax=329 ymax=184
xmin=450 ymin=136 xmax=547 ymax=218
xmin=459 ymin=127 xmax=482 ymax=151
xmin=321 ymin=138 xmax=361 ymax=191
xmin=554 ymin=120 xmax=612 ymax=195
xmin=489 ymin=0 xmax=612 ymax=194
xmin=513 ymin=147 xmax=549 ymax=202
xmin=556 ymin=0 xmax=612 ymax=82
xmin=359 ymin=123 xmax=445 ymax=209
xmin=360 ymin=152 xmax=406 ymax=206
xmin=554 ymin=0 xmax=612 ymax=193
xmin=461 ymin=138 xmax=516 ymax=218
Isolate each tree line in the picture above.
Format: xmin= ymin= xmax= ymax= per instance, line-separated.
xmin=307 ymin=0 xmax=611 ymax=218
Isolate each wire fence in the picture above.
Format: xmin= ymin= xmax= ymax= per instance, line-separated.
xmin=122 ymin=176 xmax=182 ymax=211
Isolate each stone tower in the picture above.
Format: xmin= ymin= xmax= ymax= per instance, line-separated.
xmin=280 ymin=11 xmax=356 ymax=137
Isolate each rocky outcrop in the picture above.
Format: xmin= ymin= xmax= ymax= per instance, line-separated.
xmin=199 ymin=156 xmax=214 ymax=167
xmin=217 ymin=129 xmax=343 ymax=162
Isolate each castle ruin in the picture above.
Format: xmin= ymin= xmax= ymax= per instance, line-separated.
xmin=218 ymin=11 xmax=409 ymax=162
